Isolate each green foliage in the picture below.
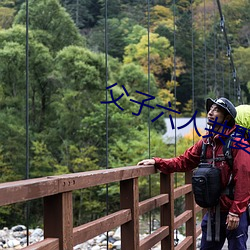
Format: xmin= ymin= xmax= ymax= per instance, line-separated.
xmin=0 ymin=7 xmax=15 ymax=29
xmin=61 ymin=0 xmax=101 ymax=28
xmin=14 ymin=0 xmax=84 ymax=52
xmin=234 ymin=46 xmax=250 ymax=100
xmin=0 ymin=112 xmax=26 ymax=181
xmin=86 ymin=17 xmax=137 ymax=60
xmin=30 ymin=141 xmax=56 ymax=177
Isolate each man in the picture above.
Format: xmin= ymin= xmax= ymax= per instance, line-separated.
xmin=138 ymin=97 xmax=250 ymax=250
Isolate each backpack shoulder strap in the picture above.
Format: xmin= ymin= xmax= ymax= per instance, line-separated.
xmin=223 ymin=136 xmax=233 ymax=170
xmin=200 ymin=142 xmax=208 ymax=163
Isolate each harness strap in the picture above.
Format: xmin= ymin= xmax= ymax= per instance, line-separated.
xmin=204 ymin=157 xmax=226 ymax=162
xmin=207 ymin=208 xmax=212 ymax=242
xmin=200 ymin=142 xmax=207 ymax=162
xmin=215 ymin=204 xmax=220 ymax=242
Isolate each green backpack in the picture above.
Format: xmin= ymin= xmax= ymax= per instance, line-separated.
xmin=235 ymin=105 xmax=250 ymax=129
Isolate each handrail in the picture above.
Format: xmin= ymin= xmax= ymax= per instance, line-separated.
xmin=0 ymin=165 xmax=203 ymax=250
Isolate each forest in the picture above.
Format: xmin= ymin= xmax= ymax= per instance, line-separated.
xmin=0 ymin=0 xmax=249 ymax=228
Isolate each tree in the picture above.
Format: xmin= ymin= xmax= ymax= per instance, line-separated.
xmin=124 ymin=31 xmax=185 ymax=112
xmin=86 ymin=17 xmax=138 ymax=60
xmin=61 ymin=0 xmax=101 ymax=29
xmin=149 ymin=5 xmax=174 ymax=33
xmin=0 ymin=25 xmax=55 ymax=132
xmin=14 ymin=0 xmax=84 ymax=52
xmin=234 ymin=46 xmax=250 ymax=102
xmin=0 ymin=6 xmax=15 ymax=29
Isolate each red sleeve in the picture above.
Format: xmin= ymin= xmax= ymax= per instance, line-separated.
xmin=229 ymin=139 xmax=250 ymax=215
xmin=153 ymin=140 xmax=203 ymax=174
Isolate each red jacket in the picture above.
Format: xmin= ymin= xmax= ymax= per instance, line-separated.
xmin=154 ymin=125 xmax=250 ymax=216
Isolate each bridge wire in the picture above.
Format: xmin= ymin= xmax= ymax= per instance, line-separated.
xmin=213 ymin=0 xmax=217 ymax=96
xmin=218 ymin=21 xmax=225 ymax=97
xmin=104 ymin=0 xmax=109 ymax=248
xmin=172 ymin=0 xmax=177 ymax=179
xmin=215 ymin=0 xmax=242 ymax=104
xmin=191 ymin=0 xmax=195 ymax=145
xmin=25 ymin=0 xmax=30 ymax=245
xmin=147 ymin=0 xmax=152 ymax=234
xmin=172 ymin=0 xmax=179 ymax=245
xmin=204 ymin=0 xmax=207 ymax=98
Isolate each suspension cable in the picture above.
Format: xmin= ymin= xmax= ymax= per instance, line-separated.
xmin=213 ymin=0 xmax=217 ymax=95
xmin=173 ymin=0 xmax=177 ymax=158
xmin=25 ymin=0 xmax=30 ymax=245
xmin=104 ymin=0 xmax=109 ymax=248
xmin=191 ymin=0 xmax=195 ymax=145
xmin=147 ymin=0 xmax=152 ymax=234
xmin=204 ymin=0 xmax=207 ymax=98
xmin=173 ymin=0 xmax=179 ymax=245
xmin=216 ymin=0 xmax=242 ymax=104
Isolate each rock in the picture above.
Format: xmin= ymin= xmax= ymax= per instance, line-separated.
xmin=7 ymin=239 xmax=20 ymax=247
xmin=100 ymin=240 xmax=107 ymax=246
xmin=30 ymin=228 xmax=43 ymax=238
xmin=91 ymin=245 xmax=101 ymax=250
xmin=0 ymin=224 xmax=188 ymax=249
xmin=11 ymin=226 xmax=26 ymax=232
xmin=0 ymin=230 xmax=7 ymax=238
xmin=108 ymin=236 xmax=116 ymax=243
xmin=73 ymin=243 xmax=87 ymax=249
xmin=14 ymin=245 xmax=23 ymax=249
xmin=113 ymin=227 xmax=120 ymax=240
xmin=95 ymin=234 xmax=106 ymax=243
xmin=107 ymin=231 xmax=114 ymax=237
xmin=113 ymin=240 xmax=121 ymax=249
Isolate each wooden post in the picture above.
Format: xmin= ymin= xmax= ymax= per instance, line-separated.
xmin=185 ymin=171 xmax=196 ymax=250
xmin=44 ymin=192 xmax=73 ymax=250
xmin=161 ymin=173 xmax=174 ymax=250
xmin=120 ymin=178 xmax=139 ymax=250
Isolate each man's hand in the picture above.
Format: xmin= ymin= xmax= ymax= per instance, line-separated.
xmin=137 ymin=159 xmax=155 ymax=166
xmin=226 ymin=213 xmax=240 ymax=230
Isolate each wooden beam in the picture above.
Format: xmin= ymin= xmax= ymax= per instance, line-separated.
xmin=175 ymin=236 xmax=193 ymax=250
xmin=44 ymin=192 xmax=73 ymax=250
xmin=73 ymin=209 xmax=131 ymax=245
xmin=174 ymin=184 xmax=192 ymax=199
xmin=140 ymin=226 xmax=169 ymax=250
xmin=174 ymin=210 xmax=192 ymax=229
xmin=22 ymin=238 xmax=59 ymax=250
xmin=0 ymin=177 xmax=59 ymax=206
xmin=58 ymin=165 xmax=156 ymax=192
xmin=161 ymin=173 xmax=174 ymax=250
xmin=0 ymin=165 xmax=156 ymax=206
xmin=120 ymin=178 xmax=140 ymax=250
xmin=139 ymin=194 xmax=169 ymax=215
xmin=185 ymin=171 xmax=196 ymax=250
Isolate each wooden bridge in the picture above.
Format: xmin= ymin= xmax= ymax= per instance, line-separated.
xmin=0 ymin=165 xmax=204 ymax=250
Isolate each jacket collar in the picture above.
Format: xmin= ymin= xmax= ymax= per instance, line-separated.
xmin=205 ymin=124 xmax=236 ymax=144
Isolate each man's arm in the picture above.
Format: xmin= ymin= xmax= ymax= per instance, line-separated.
xmin=137 ymin=139 xmax=203 ymax=174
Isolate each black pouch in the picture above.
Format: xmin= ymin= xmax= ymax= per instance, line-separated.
xmin=192 ymin=163 xmax=221 ymax=208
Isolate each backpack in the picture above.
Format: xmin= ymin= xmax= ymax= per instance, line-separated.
xmin=192 ymin=135 xmax=236 ymax=208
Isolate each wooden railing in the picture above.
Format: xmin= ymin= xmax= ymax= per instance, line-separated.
xmin=0 ymin=165 xmax=203 ymax=250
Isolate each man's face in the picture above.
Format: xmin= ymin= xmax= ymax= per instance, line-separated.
xmin=207 ymin=104 xmax=226 ymax=126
